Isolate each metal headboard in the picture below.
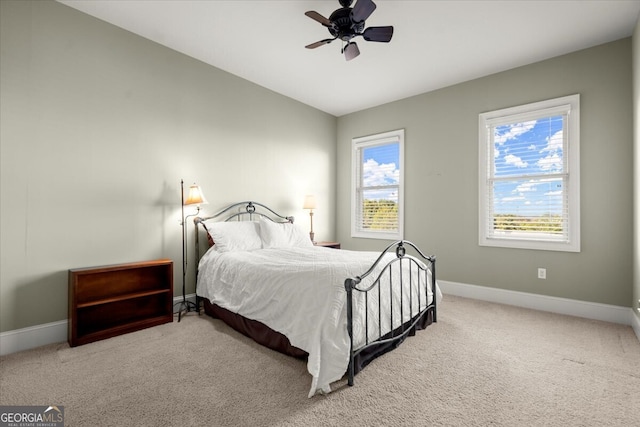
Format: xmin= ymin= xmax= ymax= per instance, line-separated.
xmin=193 ymin=201 xmax=294 ymax=261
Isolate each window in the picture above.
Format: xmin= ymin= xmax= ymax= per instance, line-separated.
xmin=479 ymin=95 xmax=580 ymax=252
xmin=351 ymin=129 xmax=404 ymax=240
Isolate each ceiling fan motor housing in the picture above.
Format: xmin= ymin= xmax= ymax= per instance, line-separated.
xmin=328 ymin=8 xmax=365 ymax=41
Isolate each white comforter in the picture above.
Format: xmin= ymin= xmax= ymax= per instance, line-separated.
xmin=197 ymin=246 xmax=441 ymax=397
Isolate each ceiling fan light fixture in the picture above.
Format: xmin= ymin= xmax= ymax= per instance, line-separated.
xmin=343 ymin=42 xmax=360 ymax=61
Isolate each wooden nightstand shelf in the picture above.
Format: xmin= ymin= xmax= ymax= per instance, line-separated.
xmin=68 ymin=259 xmax=173 ymax=347
xmin=315 ymin=241 xmax=341 ymax=249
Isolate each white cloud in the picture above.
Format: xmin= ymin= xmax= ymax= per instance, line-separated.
xmin=495 ymin=120 xmax=537 ymax=144
xmin=516 ymin=181 xmax=538 ymax=192
xmin=541 ymin=130 xmax=563 ymax=153
xmin=538 ymin=153 xmax=562 ymax=171
xmin=505 ymin=154 xmax=528 ymax=168
xmin=502 ymin=195 xmax=526 ymax=202
xmin=363 ymin=158 xmax=398 ymax=187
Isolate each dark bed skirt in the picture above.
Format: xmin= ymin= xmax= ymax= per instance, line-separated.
xmin=202 ymin=298 xmax=308 ymax=358
xmin=201 ymin=297 xmax=434 ymax=377
xmin=352 ymin=307 xmax=434 ymax=375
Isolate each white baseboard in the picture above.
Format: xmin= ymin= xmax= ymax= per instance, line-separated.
xmin=0 ymin=294 xmax=197 ymax=356
xmin=632 ymin=311 xmax=640 ymax=342
xmin=0 ymin=320 xmax=68 ymax=357
xmin=438 ymin=280 xmax=633 ymax=326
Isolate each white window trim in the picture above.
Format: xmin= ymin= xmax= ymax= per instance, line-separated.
xmin=351 ymin=129 xmax=404 ymax=240
xmin=479 ymin=94 xmax=580 ymax=252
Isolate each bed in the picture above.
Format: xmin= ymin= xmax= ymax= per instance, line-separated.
xmin=194 ymin=201 xmax=441 ymax=397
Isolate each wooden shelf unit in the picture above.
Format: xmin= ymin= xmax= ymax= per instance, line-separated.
xmin=68 ymin=259 xmax=173 ymax=347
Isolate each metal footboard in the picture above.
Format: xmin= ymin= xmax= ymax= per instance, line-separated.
xmin=344 ymin=240 xmax=436 ymax=386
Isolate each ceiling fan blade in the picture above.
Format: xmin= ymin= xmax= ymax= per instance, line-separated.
xmin=305 ymin=38 xmax=335 ymax=49
xmin=362 ymin=26 xmax=394 ymax=42
xmin=305 ymin=11 xmax=332 ymax=27
xmin=351 ymin=0 xmax=376 ymax=23
xmin=343 ymin=42 xmax=360 ymax=61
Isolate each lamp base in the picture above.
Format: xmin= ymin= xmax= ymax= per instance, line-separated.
xmin=174 ymin=298 xmax=198 ymax=322
xmin=309 ymin=231 xmax=315 ymax=244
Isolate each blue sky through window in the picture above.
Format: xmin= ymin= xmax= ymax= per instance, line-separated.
xmin=362 ymin=143 xmax=399 ymax=201
xmin=492 ymin=115 xmax=564 ymax=216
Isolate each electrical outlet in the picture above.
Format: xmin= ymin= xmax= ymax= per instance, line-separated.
xmin=537 ymin=268 xmax=546 ymax=279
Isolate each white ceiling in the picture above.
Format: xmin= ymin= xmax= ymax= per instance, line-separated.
xmin=58 ymin=0 xmax=640 ymax=117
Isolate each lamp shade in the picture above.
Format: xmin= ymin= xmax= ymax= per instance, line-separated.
xmin=303 ymin=195 xmax=317 ymax=210
xmin=184 ymin=184 xmax=207 ymax=206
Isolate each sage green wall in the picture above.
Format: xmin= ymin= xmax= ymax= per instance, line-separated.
xmin=0 ymin=0 xmax=336 ymax=332
xmin=337 ymin=39 xmax=633 ymax=307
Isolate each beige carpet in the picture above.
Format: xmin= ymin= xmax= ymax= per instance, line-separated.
xmin=1 ymin=295 xmax=639 ymax=426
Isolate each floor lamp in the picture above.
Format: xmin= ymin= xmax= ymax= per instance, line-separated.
xmin=175 ymin=179 xmax=207 ymax=321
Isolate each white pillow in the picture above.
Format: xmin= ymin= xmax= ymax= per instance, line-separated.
xmin=204 ymin=221 xmax=262 ymax=252
xmin=258 ymin=217 xmax=313 ymax=249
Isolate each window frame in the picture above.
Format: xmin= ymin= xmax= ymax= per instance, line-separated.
xmin=351 ymin=129 xmax=405 ymax=240
xmin=478 ymin=94 xmax=580 ymax=252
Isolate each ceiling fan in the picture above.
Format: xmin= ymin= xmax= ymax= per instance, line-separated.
xmin=305 ymin=0 xmax=394 ymax=61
